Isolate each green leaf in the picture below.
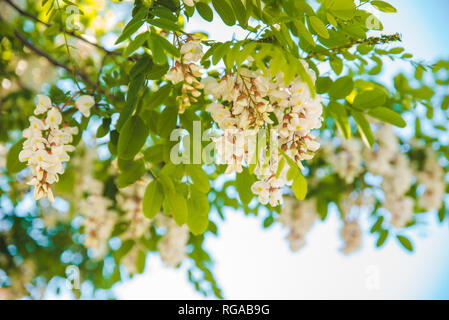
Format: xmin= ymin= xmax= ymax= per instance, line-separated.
xmin=316 ymin=77 xmax=333 ymax=94
xmin=353 ymin=88 xmax=387 ymax=109
xmin=235 ymin=167 xmax=255 ymax=206
xmin=186 ymin=165 xmax=210 ymax=194
xmin=330 ymin=56 xmax=343 ymax=75
xmin=6 ymin=138 xmax=26 ymax=174
xmin=328 ymin=0 xmax=356 ymax=20
xmin=441 ymin=96 xmax=449 ymax=110
xmin=212 ymin=0 xmax=236 ymax=26
xmin=371 ymin=0 xmax=397 ymax=13
xmin=329 ymin=76 xmax=354 ymax=99
xmin=157 ymin=106 xmax=178 ymax=138
xmin=370 ymin=216 xmax=384 ymax=233
xmin=351 ymin=110 xmax=374 ymax=147
xmin=118 ymin=115 xmax=149 ymax=160
xmin=147 ymin=18 xmax=180 ymax=31
xmin=152 ymin=33 xmax=180 ymax=57
xmin=228 ymin=0 xmax=247 ymax=27
xmin=309 ymin=16 xmax=329 ymax=39
xmin=291 ymin=171 xmax=307 ymax=200
xmin=146 ymin=84 xmax=172 ymax=110
xmin=164 ymin=191 xmax=188 ymax=226
xmin=195 ymin=2 xmax=213 ymax=21
xmin=279 ymin=148 xmax=308 ymax=200
xmin=114 ymin=240 xmax=135 ymax=261
xmin=96 ymin=118 xmax=111 ymax=138
xmin=438 ymin=202 xmax=446 ymax=223
xmin=148 ymin=34 xmax=167 ymax=65
xmin=328 ymin=101 xmax=351 ymax=139
xmin=367 ymin=107 xmax=407 ymax=128
xmin=115 ymin=8 xmax=147 ymax=44
xmin=187 ymin=188 xmax=210 ymax=235
xmin=212 ymin=41 xmax=231 ymax=65
xmin=147 ymin=63 xmax=169 ymax=80
xmin=124 ymin=32 xmax=148 ymax=57
xmin=136 ymin=249 xmax=146 ymax=274
xmin=376 ymin=229 xmax=388 ymax=247
xmin=143 ymin=180 xmax=163 ymax=219
xmin=116 ymin=159 xmax=145 ymax=188
xmin=396 ymin=235 xmax=413 ymax=252
xmin=295 ymin=20 xmax=315 ymax=47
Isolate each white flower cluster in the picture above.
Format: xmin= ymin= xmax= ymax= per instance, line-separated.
xmin=19 ymin=95 xmax=78 ymax=202
xmin=341 ymin=191 xmax=375 ymax=219
xmin=325 ymin=137 xmax=364 ymax=184
xmin=0 ymin=143 xmax=6 ymax=170
xmin=165 ymin=37 xmax=204 ymax=113
xmin=80 ymin=194 xmax=117 ymax=258
xmin=121 ymin=246 xmax=141 ymax=275
xmin=182 ymin=0 xmax=199 ymax=6
xmin=18 ymin=94 xmax=94 ymax=202
xmin=340 ymin=220 xmax=362 ymax=255
xmin=366 ymin=125 xmax=414 ymax=228
xmin=205 ymin=64 xmax=322 ymax=206
xmin=279 ymin=196 xmax=317 ymax=251
xmin=417 ymin=148 xmax=445 ymax=211
xmin=116 ymin=179 xmax=152 ymax=239
xmin=155 ymin=214 xmax=190 ymax=267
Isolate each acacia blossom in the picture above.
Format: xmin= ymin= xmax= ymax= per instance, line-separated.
xmin=116 ymin=179 xmax=152 ymax=240
xmin=19 ymin=96 xmax=78 ymax=202
xmin=18 ymin=94 xmax=95 ymax=202
xmin=0 ymin=143 xmax=6 ymax=170
xmin=340 ymin=220 xmax=362 ymax=255
xmin=417 ymin=148 xmax=446 ymax=211
xmin=205 ymin=62 xmax=323 ymax=206
xmin=278 ymin=197 xmax=317 ymax=251
xmin=325 ymin=136 xmax=364 ymax=184
xmin=80 ymin=194 xmax=117 ymax=258
xmin=165 ymin=36 xmax=204 ymax=113
xmin=155 ymin=214 xmax=190 ymax=267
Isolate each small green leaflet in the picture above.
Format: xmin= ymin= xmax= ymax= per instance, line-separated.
xmin=367 ymin=107 xmax=406 ymax=128
xmin=396 ymin=235 xmax=413 ymax=252
xmin=309 ymin=16 xmax=329 ymax=39
xmin=329 ymin=76 xmax=354 ymax=99
xmin=279 ymin=148 xmax=307 ymax=200
xmin=371 ymin=0 xmax=397 ymax=13
xmin=6 ymin=138 xmax=27 ymax=174
xmin=164 ymin=191 xmax=188 ymax=226
xmin=187 ymin=188 xmax=210 ymax=235
xmin=212 ymin=0 xmax=236 ymax=26
xmin=351 ymin=110 xmax=374 ymax=147
xmin=186 ymin=165 xmax=210 ymax=194
xmin=353 ymin=88 xmax=387 ymax=109
xmin=117 ymin=115 xmax=149 ymax=160
xmin=143 ymin=180 xmax=163 ymax=219
xmin=328 ymin=101 xmax=351 ymax=139
xmin=195 ymin=2 xmax=213 ymax=22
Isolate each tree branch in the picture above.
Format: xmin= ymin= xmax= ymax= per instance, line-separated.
xmin=305 ymin=33 xmax=402 ymax=60
xmin=13 ymin=29 xmax=94 ymax=87
xmin=4 ymin=0 xmax=121 ymax=57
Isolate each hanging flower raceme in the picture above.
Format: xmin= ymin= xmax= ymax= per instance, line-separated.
xmin=19 ymin=94 xmax=95 ymax=202
xmin=417 ymin=148 xmax=446 ymax=211
xmin=205 ymin=62 xmax=323 ymax=206
xmin=340 ymin=220 xmax=362 ymax=255
xmin=155 ymin=214 xmax=190 ymax=267
xmin=116 ymin=179 xmax=152 ymax=239
xmin=165 ymin=35 xmax=204 ymax=113
xmin=0 ymin=143 xmax=6 ymax=170
xmin=279 ymin=197 xmax=317 ymax=251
